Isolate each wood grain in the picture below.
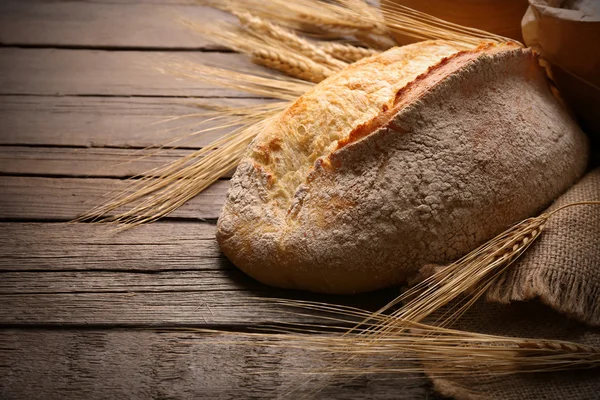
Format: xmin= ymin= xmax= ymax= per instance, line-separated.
xmin=0 ymin=96 xmax=273 ymax=148
xmin=0 ymin=146 xmax=236 ymax=178
xmin=0 ymin=1 xmax=231 ymax=49
xmin=0 ymin=48 xmax=263 ymax=97
xmin=0 ymin=272 xmax=397 ymax=326
xmin=0 ymin=221 xmax=399 ymax=326
xmin=0 ymin=176 xmax=228 ymax=220
xmin=0 ymin=270 xmax=247 ymax=294
xmin=0 ymin=329 xmax=435 ymax=399
xmin=0 ymin=146 xmax=195 ymax=177
xmin=0 ymin=222 xmax=223 ymax=272
xmin=0 ymin=291 xmax=299 ymax=326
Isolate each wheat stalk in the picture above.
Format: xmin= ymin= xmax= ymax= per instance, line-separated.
xmin=380 ymin=0 xmax=519 ymax=47
xmin=77 ymin=102 xmax=288 ymax=226
xmin=169 ymin=302 xmax=600 ymax=383
xmin=248 ymin=202 xmax=596 ymax=394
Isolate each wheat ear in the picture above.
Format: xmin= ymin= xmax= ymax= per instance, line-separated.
xmin=235 ymin=12 xmax=347 ymax=70
xmin=318 ymin=42 xmax=380 ymax=62
xmin=180 ymin=16 xmax=338 ymax=83
xmin=252 ymin=48 xmax=334 ymax=83
xmin=342 ymin=201 xmax=600 ymax=345
xmin=351 ymin=215 xmax=548 ymax=344
xmin=200 ymin=0 xmax=396 ymax=49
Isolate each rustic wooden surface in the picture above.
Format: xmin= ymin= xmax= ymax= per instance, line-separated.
xmin=0 ymin=1 xmax=442 ymax=398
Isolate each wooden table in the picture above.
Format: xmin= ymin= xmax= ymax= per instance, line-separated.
xmin=0 ymin=1 xmax=440 ymax=398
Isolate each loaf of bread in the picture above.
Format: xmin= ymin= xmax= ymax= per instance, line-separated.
xmin=217 ymin=41 xmax=589 ymax=294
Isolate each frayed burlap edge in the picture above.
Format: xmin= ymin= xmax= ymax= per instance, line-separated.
xmin=485 ymin=167 xmax=600 ymax=327
xmin=486 ymin=263 xmax=600 ymax=327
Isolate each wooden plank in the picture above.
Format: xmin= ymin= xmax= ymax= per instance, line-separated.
xmin=0 ymin=291 xmax=297 ymax=326
xmin=0 ymin=96 xmax=271 ymax=148
xmin=0 ymin=146 xmax=236 ymax=178
xmin=0 ymin=147 xmax=193 ymax=177
xmin=0 ymin=222 xmax=223 ymax=272
xmin=0 ymin=222 xmax=399 ymax=325
xmin=0 ymin=176 xmax=228 ymax=220
xmin=0 ymin=270 xmax=249 ymax=294
xmin=0 ymin=286 xmax=397 ymax=326
xmin=0 ymin=329 xmax=434 ymax=399
xmin=0 ymin=48 xmax=264 ymax=97
xmin=0 ymin=1 xmax=231 ymax=49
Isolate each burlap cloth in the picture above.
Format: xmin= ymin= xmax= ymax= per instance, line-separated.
xmin=486 ymin=167 xmax=600 ymax=327
xmin=428 ymin=167 xmax=600 ymax=399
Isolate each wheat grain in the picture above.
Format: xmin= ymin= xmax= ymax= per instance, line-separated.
xmin=318 ymin=41 xmax=380 ymax=62
xmin=252 ymin=48 xmax=334 ymax=83
xmin=517 ymin=340 xmax=600 ymax=355
xmin=180 ymin=17 xmax=339 ymax=83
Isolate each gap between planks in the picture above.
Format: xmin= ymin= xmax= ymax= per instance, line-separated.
xmin=0 ymin=279 xmax=398 ymax=326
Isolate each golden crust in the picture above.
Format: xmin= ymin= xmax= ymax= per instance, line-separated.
xmin=252 ymin=40 xmax=464 ymax=207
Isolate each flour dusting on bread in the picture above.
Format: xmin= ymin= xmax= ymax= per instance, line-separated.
xmin=217 ymin=41 xmax=589 ymax=294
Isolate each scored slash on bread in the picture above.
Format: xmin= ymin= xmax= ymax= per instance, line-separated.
xmin=217 ymin=40 xmax=589 ymax=294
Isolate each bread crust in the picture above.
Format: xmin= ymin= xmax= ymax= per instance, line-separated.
xmin=217 ymin=42 xmax=589 ymax=294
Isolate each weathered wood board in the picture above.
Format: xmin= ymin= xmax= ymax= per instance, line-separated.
xmin=0 ymin=0 xmax=438 ymax=397
xmin=0 ymin=176 xmax=228 ymax=220
xmin=0 ymin=96 xmax=273 ymax=148
xmin=0 ymin=329 xmax=434 ymax=399
xmin=0 ymin=49 xmax=265 ymax=97
xmin=0 ymin=1 xmax=231 ymax=49
xmin=0 ymin=222 xmax=399 ymax=327
xmin=0 ymin=222 xmax=223 ymax=272
xmin=0 ymin=147 xmax=195 ymax=177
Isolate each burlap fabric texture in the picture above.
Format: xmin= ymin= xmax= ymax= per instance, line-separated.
xmin=486 ymin=167 xmax=600 ymax=327
xmin=429 ymin=167 xmax=600 ymax=399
